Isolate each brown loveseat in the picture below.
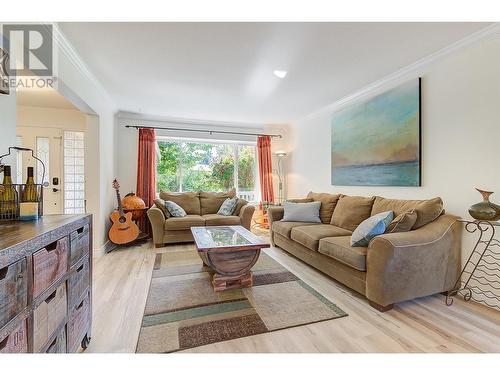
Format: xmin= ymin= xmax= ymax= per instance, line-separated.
xmin=268 ymin=192 xmax=462 ymax=311
xmin=147 ymin=189 xmax=255 ymax=247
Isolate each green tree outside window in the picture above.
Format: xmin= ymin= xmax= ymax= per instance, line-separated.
xmin=157 ymin=140 xmax=257 ymax=200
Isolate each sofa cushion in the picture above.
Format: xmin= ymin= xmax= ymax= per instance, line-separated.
xmin=164 ymin=215 xmax=205 ymax=231
xmin=160 ymin=191 xmax=201 ymax=215
xmin=318 ymin=236 xmax=368 ymax=271
xmin=282 ymin=201 xmax=321 ymax=222
xmin=272 ymin=221 xmax=320 ymax=238
xmin=203 ymin=214 xmax=241 ymax=226
xmin=371 ymin=196 xmax=443 ymax=229
xmin=306 ymin=192 xmax=342 ymax=224
xmin=385 ymin=210 xmax=418 ymax=233
xmin=199 ymin=189 xmax=236 ymax=215
xmin=290 ymin=224 xmax=352 ymax=251
xmin=412 ymin=197 xmax=444 ymax=229
xmin=287 ymin=198 xmax=314 ymax=203
xmin=330 ymin=195 xmax=375 ymax=231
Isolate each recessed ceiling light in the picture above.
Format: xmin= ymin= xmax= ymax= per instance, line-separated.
xmin=273 ymin=70 xmax=288 ymax=79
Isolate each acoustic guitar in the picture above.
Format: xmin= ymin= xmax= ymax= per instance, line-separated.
xmin=108 ymin=179 xmax=140 ymax=244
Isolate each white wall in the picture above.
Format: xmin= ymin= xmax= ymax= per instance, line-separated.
xmin=84 ymin=114 xmax=101 ymax=244
xmin=54 ymin=30 xmax=118 ymax=249
xmin=0 ymin=90 xmax=17 ymax=172
xmin=17 ymin=105 xmax=86 ymax=130
xmin=288 ymin=38 xmax=500 ymax=221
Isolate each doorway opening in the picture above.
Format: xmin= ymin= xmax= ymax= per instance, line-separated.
xmin=16 ymin=87 xmax=87 ymax=215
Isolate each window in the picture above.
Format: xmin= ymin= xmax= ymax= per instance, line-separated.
xmin=63 ymin=131 xmax=85 ymax=214
xmin=157 ymin=139 xmax=259 ymax=202
xmin=237 ymin=145 xmax=257 ymax=202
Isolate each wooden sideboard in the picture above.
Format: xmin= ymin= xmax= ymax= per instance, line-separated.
xmin=0 ymin=214 xmax=92 ymax=353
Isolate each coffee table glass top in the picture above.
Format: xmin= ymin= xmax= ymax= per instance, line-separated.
xmin=191 ymin=225 xmax=269 ymax=252
xmin=206 ymin=227 xmax=251 ymax=246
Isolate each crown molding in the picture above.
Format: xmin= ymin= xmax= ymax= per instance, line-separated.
xmin=117 ymin=110 xmax=269 ymax=131
xmin=298 ymin=23 xmax=500 ymax=123
xmin=48 ymin=23 xmax=115 ymax=108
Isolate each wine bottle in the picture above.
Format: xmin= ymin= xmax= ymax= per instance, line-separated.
xmin=22 ymin=167 xmax=38 ymax=202
xmin=0 ymin=165 xmax=17 ymax=218
xmin=20 ymin=166 xmax=39 ymax=221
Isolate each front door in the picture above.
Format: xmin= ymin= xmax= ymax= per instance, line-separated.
xmin=16 ymin=127 xmax=63 ymax=215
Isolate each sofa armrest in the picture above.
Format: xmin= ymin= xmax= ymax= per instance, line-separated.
xmin=147 ymin=206 xmax=166 ymax=246
xmin=267 ymin=206 xmax=284 ymax=224
xmin=366 ymin=214 xmax=462 ymax=307
xmin=239 ymin=204 xmax=256 ymax=230
xmin=267 ymin=206 xmax=284 ymax=245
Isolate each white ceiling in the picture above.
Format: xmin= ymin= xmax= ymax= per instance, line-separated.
xmin=59 ymin=22 xmax=490 ymax=125
xmin=16 ymin=87 xmax=79 ymax=110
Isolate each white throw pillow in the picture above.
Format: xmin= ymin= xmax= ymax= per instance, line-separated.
xmin=282 ymin=201 xmax=322 ymax=223
xmin=350 ymin=211 xmax=394 ymax=247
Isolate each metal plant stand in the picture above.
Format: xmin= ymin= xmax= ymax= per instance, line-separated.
xmin=445 ymin=220 xmax=500 ymax=310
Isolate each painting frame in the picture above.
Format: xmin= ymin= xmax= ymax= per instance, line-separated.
xmin=331 ymin=78 xmax=422 ymax=187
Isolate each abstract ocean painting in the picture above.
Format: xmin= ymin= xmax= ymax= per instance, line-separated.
xmin=331 ymin=78 xmax=421 ymax=186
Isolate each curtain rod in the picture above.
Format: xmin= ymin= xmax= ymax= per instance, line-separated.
xmin=125 ymin=125 xmax=282 ymax=138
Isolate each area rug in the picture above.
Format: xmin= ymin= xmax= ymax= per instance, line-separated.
xmin=136 ymin=248 xmax=347 ymax=353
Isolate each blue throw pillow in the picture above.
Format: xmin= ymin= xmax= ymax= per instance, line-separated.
xmin=350 ymin=211 xmax=394 ymax=247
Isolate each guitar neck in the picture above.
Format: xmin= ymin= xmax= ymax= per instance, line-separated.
xmin=116 ymin=189 xmax=124 ymax=216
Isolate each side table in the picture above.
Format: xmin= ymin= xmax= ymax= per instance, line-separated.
xmin=445 ymin=220 xmax=500 ymax=311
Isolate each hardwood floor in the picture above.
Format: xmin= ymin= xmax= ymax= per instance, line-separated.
xmin=87 ymin=238 xmax=500 ymax=353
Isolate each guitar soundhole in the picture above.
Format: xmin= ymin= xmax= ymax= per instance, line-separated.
xmin=119 ymin=216 xmax=126 ymax=223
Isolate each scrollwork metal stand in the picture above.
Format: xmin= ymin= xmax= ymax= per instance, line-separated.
xmin=445 ymin=220 xmax=500 ymax=310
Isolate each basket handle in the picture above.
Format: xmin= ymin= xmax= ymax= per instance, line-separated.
xmin=10 ymin=146 xmax=32 ymax=152
xmin=0 ymin=146 xmax=47 ymax=186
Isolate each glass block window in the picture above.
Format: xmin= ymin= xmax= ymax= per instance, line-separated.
xmin=64 ymin=131 xmax=85 ymax=214
xmin=36 ymin=137 xmax=50 ymax=185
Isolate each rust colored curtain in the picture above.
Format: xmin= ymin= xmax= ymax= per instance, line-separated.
xmin=136 ymin=128 xmax=156 ymax=235
xmin=257 ymin=135 xmax=275 ymax=204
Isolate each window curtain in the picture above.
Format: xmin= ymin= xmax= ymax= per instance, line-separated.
xmin=136 ymin=128 xmax=156 ymax=235
xmin=257 ymin=135 xmax=274 ymax=204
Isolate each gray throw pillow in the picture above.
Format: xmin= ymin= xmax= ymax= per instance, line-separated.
xmin=282 ymin=201 xmax=321 ymax=223
xmin=165 ymin=200 xmax=187 ymax=217
xmin=217 ymin=197 xmax=239 ymax=216
xmin=350 ymin=211 xmax=393 ymax=247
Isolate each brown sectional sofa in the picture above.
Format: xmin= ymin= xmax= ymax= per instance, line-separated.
xmin=268 ymin=192 xmax=462 ymax=311
xmin=148 ymin=189 xmax=255 ymax=246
